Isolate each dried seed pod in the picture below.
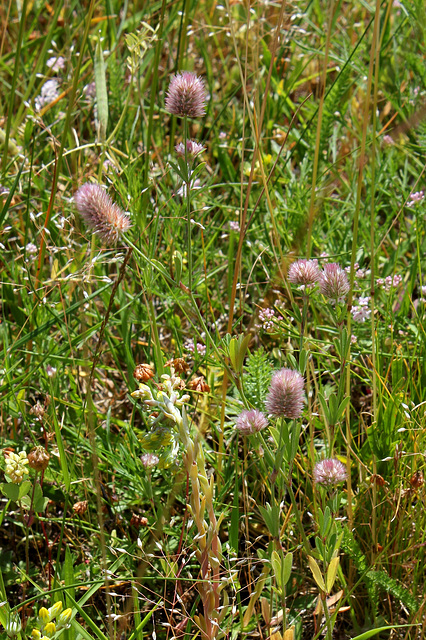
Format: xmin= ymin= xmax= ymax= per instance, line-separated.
xmin=410 ymin=471 xmax=424 ymax=490
xmin=164 ymin=357 xmax=189 ymax=375
xmin=133 ymin=363 xmax=155 ymax=382
xmin=188 ymin=376 xmax=210 ymax=392
xmin=28 ymin=446 xmax=50 ymax=471
xmin=73 ymin=500 xmax=88 ymax=516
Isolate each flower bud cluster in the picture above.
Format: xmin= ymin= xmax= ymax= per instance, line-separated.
xmin=132 ymin=371 xmax=190 ymax=425
xmin=4 ymin=451 xmax=29 ymax=484
xmin=33 ymin=602 xmax=72 ymax=640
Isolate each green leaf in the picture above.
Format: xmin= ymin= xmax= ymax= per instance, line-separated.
xmin=282 ymin=551 xmax=293 ymax=587
xmin=94 ymin=34 xmax=109 ymax=141
xmin=308 ymin=555 xmax=326 ymax=592
xmin=326 ymin=556 xmax=340 ymax=593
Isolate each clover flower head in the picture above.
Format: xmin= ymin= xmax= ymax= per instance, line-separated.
xmin=319 ymin=263 xmax=350 ymax=304
xmin=265 ymin=368 xmax=305 ymax=419
xmin=313 ymin=458 xmax=347 ymax=487
xmin=288 ymin=259 xmax=321 ymax=286
xmin=236 ymin=409 xmax=268 ymax=435
xmin=165 ymin=71 xmax=206 ymax=118
xmin=74 ymin=183 xmax=131 ymax=245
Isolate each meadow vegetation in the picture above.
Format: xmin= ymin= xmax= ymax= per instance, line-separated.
xmin=1 ymin=0 xmax=426 ymax=638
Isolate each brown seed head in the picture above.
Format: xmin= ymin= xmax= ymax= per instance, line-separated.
xmin=28 ymin=446 xmax=50 ymax=471
xmin=74 ymin=183 xmax=131 ymax=245
xmin=410 ymin=471 xmax=424 ymax=490
xmin=73 ymin=500 xmax=88 ymax=516
xmin=188 ymin=376 xmax=210 ymax=392
xmin=133 ymin=363 xmax=155 ymax=382
xmin=165 ymin=357 xmax=189 ymax=374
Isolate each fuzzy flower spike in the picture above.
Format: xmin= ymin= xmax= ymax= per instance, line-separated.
xmin=265 ymin=368 xmax=305 ymax=419
xmin=74 ymin=183 xmax=131 ymax=245
xmin=165 ymin=71 xmax=206 ymax=118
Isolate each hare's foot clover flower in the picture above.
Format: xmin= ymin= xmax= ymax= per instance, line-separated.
xmin=74 ymin=183 xmax=131 ymax=245
xmin=175 ymin=140 xmax=205 ymax=158
xmin=288 ymin=259 xmax=321 ymax=286
xmin=165 ymin=71 xmax=206 ymax=118
xmin=319 ymin=263 xmax=350 ymax=304
xmin=236 ymin=409 xmax=268 ymax=435
xmin=265 ymin=368 xmax=305 ymax=419
xmin=313 ymin=458 xmax=347 ymax=487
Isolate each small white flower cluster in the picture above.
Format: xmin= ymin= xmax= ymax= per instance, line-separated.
xmin=352 ymin=296 xmax=371 ymax=323
xmin=46 ymin=56 xmax=66 ymax=72
xmin=376 ymin=274 xmax=402 ymax=292
xmin=4 ymin=451 xmax=29 ymax=484
xmin=257 ymin=307 xmax=283 ymax=332
xmin=35 ymin=79 xmax=60 ymax=111
xmin=132 ymin=372 xmax=190 ymax=425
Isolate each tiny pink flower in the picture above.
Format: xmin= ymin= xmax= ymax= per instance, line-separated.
xmin=319 ymin=263 xmax=350 ymax=304
xmin=236 ymin=409 xmax=268 ymax=435
xmin=165 ymin=72 xmax=206 ymax=118
xmin=313 ymin=458 xmax=347 ymax=487
xmin=288 ymin=259 xmax=321 ymax=286
xmin=265 ymin=368 xmax=305 ymax=419
xmin=74 ymin=183 xmax=131 ymax=245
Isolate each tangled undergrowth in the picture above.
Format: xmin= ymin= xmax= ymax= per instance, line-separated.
xmin=1 ymin=1 xmax=426 ymax=639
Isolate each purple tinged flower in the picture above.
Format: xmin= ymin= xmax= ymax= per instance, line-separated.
xmin=74 ymin=183 xmax=131 ymax=245
xmin=288 ymin=259 xmax=321 ymax=286
xmin=236 ymin=409 xmax=268 ymax=435
xmin=165 ymin=72 xmax=206 ymax=118
xmin=319 ymin=263 xmax=350 ymax=304
xmin=313 ymin=458 xmax=347 ymax=487
xmin=265 ymin=368 xmax=305 ymax=419
xmin=175 ymin=140 xmax=205 ymax=158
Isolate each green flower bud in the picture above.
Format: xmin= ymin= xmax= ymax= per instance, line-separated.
xmin=6 ymin=613 xmax=21 ymax=637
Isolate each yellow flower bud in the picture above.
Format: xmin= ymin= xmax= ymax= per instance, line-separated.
xmin=43 ymin=622 xmax=56 ymax=638
xmin=32 ymin=629 xmax=41 ymax=640
xmin=57 ymin=608 xmax=72 ymax=628
xmin=48 ymin=602 xmax=63 ymax=619
xmin=38 ymin=608 xmax=50 ymax=627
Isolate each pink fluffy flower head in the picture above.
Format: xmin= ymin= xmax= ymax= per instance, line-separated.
xmin=165 ymin=72 xmax=206 ymax=118
xmin=288 ymin=259 xmax=321 ymax=286
xmin=265 ymin=368 xmax=305 ymax=419
xmin=236 ymin=409 xmax=268 ymax=436
xmin=175 ymin=140 xmax=205 ymax=158
xmin=74 ymin=183 xmax=131 ymax=245
xmin=319 ymin=263 xmax=350 ymax=304
xmin=313 ymin=458 xmax=347 ymax=487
